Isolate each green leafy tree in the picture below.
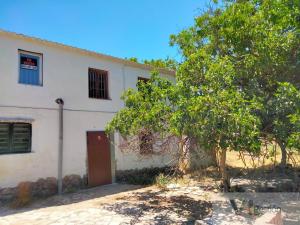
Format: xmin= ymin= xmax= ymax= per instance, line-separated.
xmin=143 ymin=58 xmax=178 ymax=71
xmin=107 ymin=0 xmax=300 ymax=190
xmin=106 ymin=58 xmax=261 ymax=190
xmin=105 ymin=72 xmax=190 ymax=171
xmin=126 ymin=57 xmax=139 ymax=63
xmin=177 ymin=55 xmax=261 ymax=190
xmin=106 ymin=72 xmax=175 ymax=136
xmin=269 ymin=83 xmax=300 ymax=164
xmin=288 ymin=114 xmax=300 ymax=149
xmin=170 ymin=0 xmax=300 ymax=166
xmin=126 ymin=57 xmax=178 ymax=71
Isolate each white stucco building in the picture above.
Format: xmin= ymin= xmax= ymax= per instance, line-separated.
xmin=0 ymin=30 xmax=175 ymax=189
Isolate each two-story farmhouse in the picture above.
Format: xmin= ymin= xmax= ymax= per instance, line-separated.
xmin=0 ymin=30 xmax=175 ymax=192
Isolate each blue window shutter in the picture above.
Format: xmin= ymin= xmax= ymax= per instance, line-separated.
xmin=19 ymin=53 xmax=41 ymax=86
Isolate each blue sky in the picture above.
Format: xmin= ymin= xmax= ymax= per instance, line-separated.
xmin=0 ymin=1 xmax=211 ymax=61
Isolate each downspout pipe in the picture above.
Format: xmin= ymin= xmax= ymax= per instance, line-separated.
xmin=55 ymin=98 xmax=64 ymax=194
xmin=122 ymin=64 xmax=126 ymax=107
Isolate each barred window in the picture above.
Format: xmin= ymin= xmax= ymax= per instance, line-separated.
xmin=138 ymin=77 xmax=150 ymax=83
xmin=0 ymin=123 xmax=32 ymax=154
xmin=88 ymin=68 xmax=109 ymax=99
xmin=139 ymin=130 xmax=153 ymax=154
xmin=137 ymin=77 xmax=153 ymax=154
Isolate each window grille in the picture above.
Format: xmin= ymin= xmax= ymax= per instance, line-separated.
xmin=89 ymin=68 xmax=109 ymax=99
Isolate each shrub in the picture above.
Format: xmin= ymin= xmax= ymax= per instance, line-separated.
xmin=155 ymin=173 xmax=172 ymax=189
xmin=116 ymin=167 xmax=174 ymax=185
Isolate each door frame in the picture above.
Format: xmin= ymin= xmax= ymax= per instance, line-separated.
xmin=86 ymin=131 xmax=116 ymax=186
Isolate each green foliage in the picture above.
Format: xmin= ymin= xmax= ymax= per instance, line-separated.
xmin=288 ymin=114 xmax=300 ymax=149
xmin=116 ymin=167 xmax=172 ymax=185
xmin=126 ymin=57 xmax=178 ymax=70
xmin=171 ymin=0 xmax=300 ymax=155
xmin=171 ymin=0 xmax=300 ymax=91
xmin=143 ymin=58 xmax=178 ymax=71
xmin=106 ymin=71 xmax=177 ymax=136
xmin=108 ymin=0 xmax=300 ymax=179
xmin=155 ymin=173 xmax=173 ymax=189
xmin=187 ymin=58 xmax=261 ymax=153
xmin=127 ymin=57 xmax=138 ymax=63
xmin=269 ymin=83 xmax=300 ymax=148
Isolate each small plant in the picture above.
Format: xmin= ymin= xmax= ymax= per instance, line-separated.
xmin=116 ymin=167 xmax=173 ymax=185
xmin=155 ymin=173 xmax=172 ymax=189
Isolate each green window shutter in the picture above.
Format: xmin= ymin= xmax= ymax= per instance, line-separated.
xmin=0 ymin=123 xmax=32 ymax=154
xmin=11 ymin=123 xmax=31 ymax=153
xmin=0 ymin=123 xmax=10 ymax=153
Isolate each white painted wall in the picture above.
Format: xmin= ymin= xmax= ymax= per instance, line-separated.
xmin=0 ymin=34 xmax=175 ymax=188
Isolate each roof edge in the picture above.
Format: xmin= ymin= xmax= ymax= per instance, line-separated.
xmin=0 ymin=29 xmax=176 ymax=76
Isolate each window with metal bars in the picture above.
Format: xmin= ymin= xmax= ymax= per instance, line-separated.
xmin=137 ymin=77 xmax=149 ymax=88
xmin=0 ymin=123 xmax=32 ymax=154
xmin=139 ymin=130 xmax=153 ymax=155
xmin=138 ymin=77 xmax=150 ymax=83
xmin=137 ymin=77 xmax=153 ymax=154
xmin=88 ymin=68 xmax=109 ymax=99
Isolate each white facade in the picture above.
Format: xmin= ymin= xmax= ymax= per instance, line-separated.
xmin=0 ymin=30 xmax=175 ymax=188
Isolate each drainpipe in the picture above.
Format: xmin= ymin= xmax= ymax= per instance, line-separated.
xmin=55 ymin=98 xmax=64 ymax=194
xmin=122 ymin=65 xmax=125 ymax=105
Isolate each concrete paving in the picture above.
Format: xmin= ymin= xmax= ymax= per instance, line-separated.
xmin=0 ymin=183 xmax=299 ymax=225
xmin=199 ymin=192 xmax=300 ymax=225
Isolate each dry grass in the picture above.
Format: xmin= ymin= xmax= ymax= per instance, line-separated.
xmin=187 ymin=146 xmax=300 ymax=191
xmin=227 ymin=147 xmax=300 ymax=169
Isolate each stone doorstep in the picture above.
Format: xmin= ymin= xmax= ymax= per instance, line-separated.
xmin=254 ymin=211 xmax=283 ymax=225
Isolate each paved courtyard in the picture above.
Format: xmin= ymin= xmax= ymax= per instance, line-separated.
xmin=0 ymin=184 xmax=211 ymax=225
xmin=0 ymin=184 xmax=299 ymax=225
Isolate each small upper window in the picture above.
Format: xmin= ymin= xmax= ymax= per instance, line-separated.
xmin=137 ymin=77 xmax=150 ymax=91
xmin=88 ymin=68 xmax=109 ymax=99
xmin=138 ymin=77 xmax=150 ymax=83
xmin=19 ymin=50 xmax=43 ymax=86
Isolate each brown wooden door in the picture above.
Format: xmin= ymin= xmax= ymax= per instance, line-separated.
xmin=87 ymin=131 xmax=112 ymax=187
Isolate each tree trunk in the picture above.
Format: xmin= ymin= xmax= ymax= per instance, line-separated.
xmin=210 ymin=148 xmax=218 ymax=166
xmin=278 ymin=141 xmax=287 ymax=170
xmin=178 ymin=136 xmax=188 ymax=174
xmin=219 ymin=148 xmax=230 ymax=192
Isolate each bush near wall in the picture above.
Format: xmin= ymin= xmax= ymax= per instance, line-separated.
xmin=116 ymin=166 xmax=175 ymax=185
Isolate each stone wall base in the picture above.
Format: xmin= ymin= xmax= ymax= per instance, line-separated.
xmin=0 ymin=174 xmax=87 ymax=204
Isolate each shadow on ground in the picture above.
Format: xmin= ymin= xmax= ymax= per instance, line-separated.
xmin=194 ymin=165 xmax=300 ymax=193
xmin=101 ymin=189 xmax=212 ymax=225
xmin=0 ymin=184 xmax=142 ymax=217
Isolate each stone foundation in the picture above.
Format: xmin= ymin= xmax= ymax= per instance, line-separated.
xmin=0 ymin=174 xmax=86 ymax=204
xmin=0 ymin=187 xmax=17 ymax=203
